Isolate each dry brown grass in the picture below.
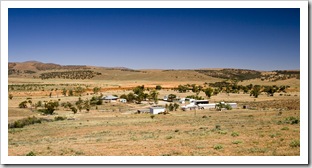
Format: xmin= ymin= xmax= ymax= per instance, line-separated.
xmin=8 ymin=70 xmax=300 ymax=156
xmin=8 ymin=92 xmax=300 ymax=156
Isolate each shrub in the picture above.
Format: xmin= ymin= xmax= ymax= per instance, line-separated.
xmin=289 ymin=140 xmax=300 ymax=148
xmin=8 ymin=116 xmax=43 ymax=129
xmin=19 ymin=101 xmax=28 ymax=108
xmin=150 ymin=115 xmax=155 ymax=119
xmin=281 ymin=127 xmax=289 ymax=130
xmin=213 ymin=144 xmax=223 ymax=150
xmin=218 ymin=130 xmax=227 ymax=135
xmin=166 ymin=136 xmax=173 ymax=139
xmin=215 ymin=124 xmax=221 ymax=130
xmin=284 ymin=116 xmax=300 ymax=124
xmin=231 ymin=132 xmax=239 ymax=137
xmin=9 ymin=94 xmax=13 ymax=100
xmin=232 ymin=140 xmax=243 ymax=144
xmin=71 ymin=107 xmax=78 ymax=114
xmin=26 ymin=151 xmax=36 ymax=156
xmin=54 ymin=116 xmax=67 ymax=121
xmin=155 ymin=85 xmax=162 ymax=90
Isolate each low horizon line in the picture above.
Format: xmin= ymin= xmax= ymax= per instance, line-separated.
xmin=8 ymin=60 xmax=300 ymax=72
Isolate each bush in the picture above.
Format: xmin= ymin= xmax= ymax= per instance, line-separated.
xmin=215 ymin=124 xmax=221 ymax=130
xmin=284 ymin=116 xmax=300 ymax=124
xmin=71 ymin=107 xmax=78 ymax=114
xmin=54 ymin=116 xmax=67 ymax=121
xmin=232 ymin=140 xmax=243 ymax=144
xmin=281 ymin=127 xmax=289 ymax=130
xmin=26 ymin=151 xmax=36 ymax=156
xmin=150 ymin=115 xmax=155 ymax=119
xmin=19 ymin=101 xmax=28 ymax=108
xmin=231 ymin=132 xmax=239 ymax=137
xmin=289 ymin=140 xmax=300 ymax=148
xmin=8 ymin=116 xmax=42 ymax=129
xmin=9 ymin=94 xmax=13 ymax=100
xmin=155 ymin=85 xmax=162 ymax=90
xmin=213 ymin=144 xmax=223 ymax=150
xmin=218 ymin=130 xmax=227 ymax=135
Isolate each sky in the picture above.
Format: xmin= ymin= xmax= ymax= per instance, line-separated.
xmin=8 ymin=8 xmax=300 ymax=71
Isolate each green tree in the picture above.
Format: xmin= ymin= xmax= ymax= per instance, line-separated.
xmin=149 ymin=90 xmax=159 ymax=105
xmin=68 ymin=89 xmax=74 ymax=96
xmin=173 ymin=103 xmax=179 ymax=111
xmin=84 ymin=100 xmax=90 ymax=112
xmin=93 ymin=87 xmax=101 ymax=94
xmin=155 ymin=85 xmax=162 ymax=90
xmin=9 ymin=94 xmax=13 ymax=100
xmin=250 ymin=85 xmax=261 ymax=98
xmin=176 ymin=85 xmax=189 ymax=93
xmin=43 ymin=101 xmax=58 ymax=115
xmin=204 ymin=88 xmax=214 ymax=98
xmin=264 ymin=85 xmax=278 ymax=96
xmin=74 ymin=87 xmax=86 ymax=96
xmin=62 ymin=88 xmax=67 ymax=96
xmin=19 ymin=101 xmax=28 ymax=108
xmin=71 ymin=107 xmax=78 ymax=114
xmin=127 ymin=92 xmax=136 ymax=103
xmin=133 ymin=85 xmax=145 ymax=95
xmin=167 ymin=94 xmax=177 ymax=102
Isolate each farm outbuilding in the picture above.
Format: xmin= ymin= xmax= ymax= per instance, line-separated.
xmin=149 ymin=107 xmax=166 ymax=114
xmin=119 ymin=98 xmax=127 ymax=103
xmin=101 ymin=95 xmax=118 ymax=102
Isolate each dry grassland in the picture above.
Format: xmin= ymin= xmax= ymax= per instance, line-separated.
xmin=8 ymin=90 xmax=300 ymax=156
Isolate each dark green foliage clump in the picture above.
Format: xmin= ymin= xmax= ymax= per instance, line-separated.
xmin=39 ymin=70 xmax=101 ymax=80
xmin=196 ymin=69 xmax=262 ymax=81
xmin=284 ymin=116 xmax=300 ymax=124
xmin=54 ymin=116 xmax=67 ymax=121
xmin=8 ymin=116 xmax=43 ymax=128
xmin=26 ymin=151 xmax=36 ymax=156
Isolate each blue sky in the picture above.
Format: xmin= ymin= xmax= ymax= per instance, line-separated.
xmin=9 ymin=8 xmax=300 ymax=70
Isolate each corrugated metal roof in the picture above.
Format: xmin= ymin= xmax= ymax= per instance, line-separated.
xmin=102 ymin=95 xmax=118 ymax=100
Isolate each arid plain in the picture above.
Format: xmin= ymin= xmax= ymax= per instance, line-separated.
xmin=8 ymin=61 xmax=300 ymax=156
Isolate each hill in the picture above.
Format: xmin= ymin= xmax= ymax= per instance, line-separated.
xmin=8 ymin=61 xmax=300 ymax=83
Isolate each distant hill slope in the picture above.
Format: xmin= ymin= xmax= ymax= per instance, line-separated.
xmin=8 ymin=61 xmax=300 ymax=82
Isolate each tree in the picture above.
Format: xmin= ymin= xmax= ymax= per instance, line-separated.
xmin=69 ymin=89 xmax=74 ymax=96
xmin=155 ymin=85 xmax=162 ymax=90
xmin=93 ymin=87 xmax=101 ymax=94
xmin=9 ymin=94 xmax=13 ymax=100
xmin=62 ymin=88 xmax=67 ymax=97
xmin=43 ymin=101 xmax=59 ymax=115
xmin=74 ymin=87 xmax=86 ymax=96
xmin=36 ymin=101 xmax=42 ymax=108
xmin=264 ymin=85 xmax=278 ymax=96
xmin=70 ymin=107 xmax=78 ymax=114
xmin=204 ymin=88 xmax=214 ymax=98
xmin=167 ymin=94 xmax=177 ymax=102
xmin=19 ymin=101 xmax=28 ymax=108
xmin=149 ymin=90 xmax=159 ymax=105
xmin=176 ymin=85 xmax=189 ymax=93
xmin=173 ymin=103 xmax=179 ymax=111
xmin=84 ymin=100 xmax=90 ymax=112
xmin=133 ymin=85 xmax=144 ymax=95
xmin=250 ymin=85 xmax=261 ymax=98
xmin=191 ymin=84 xmax=201 ymax=95
xmin=127 ymin=92 xmax=136 ymax=103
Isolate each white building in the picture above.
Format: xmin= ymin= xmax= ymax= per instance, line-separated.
xmin=150 ymin=107 xmax=166 ymax=114
xmin=119 ymin=98 xmax=127 ymax=103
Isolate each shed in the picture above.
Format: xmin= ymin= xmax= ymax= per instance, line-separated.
xmin=227 ymin=103 xmax=237 ymax=108
xmin=101 ymin=95 xmax=118 ymax=102
xmin=150 ymin=107 xmax=166 ymax=114
xmin=119 ymin=98 xmax=127 ymax=103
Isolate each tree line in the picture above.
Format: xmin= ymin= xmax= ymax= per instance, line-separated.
xmin=39 ymin=70 xmax=101 ymax=80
